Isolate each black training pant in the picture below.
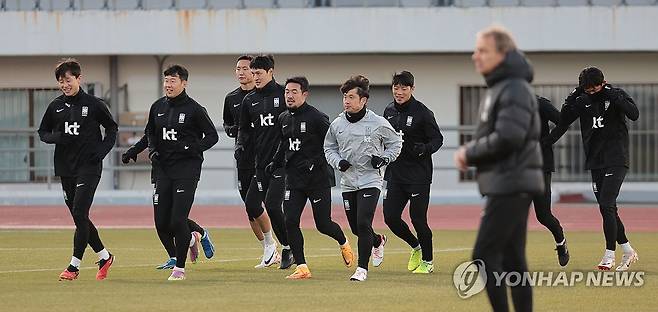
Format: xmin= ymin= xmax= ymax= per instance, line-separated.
xmin=61 ymin=175 xmax=104 ymax=260
xmin=591 ymin=166 xmax=629 ymax=251
xmin=342 ymin=188 xmax=383 ymax=270
xmin=244 ymin=168 xmax=288 ymax=246
xmin=531 ymin=172 xmax=565 ymax=244
xmin=383 ymin=183 xmax=433 ymax=261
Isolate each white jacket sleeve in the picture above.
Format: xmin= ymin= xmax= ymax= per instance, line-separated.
xmin=379 ymin=124 xmax=403 ymax=163
xmin=323 ymin=123 xmax=343 ymax=169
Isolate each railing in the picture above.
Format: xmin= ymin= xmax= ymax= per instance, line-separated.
xmin=0 ymin=0 xmax=655 ymax=11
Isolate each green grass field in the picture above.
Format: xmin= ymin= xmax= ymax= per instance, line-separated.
xmin=0 ymin=229 xmax=655 ymax=311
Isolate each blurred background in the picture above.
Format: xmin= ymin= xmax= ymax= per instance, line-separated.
xmin=0 ymin=0 xmax=656 ymax=205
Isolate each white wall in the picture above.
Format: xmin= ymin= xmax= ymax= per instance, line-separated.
xmin=2 ymin=52 xmax=657 ymax=190
xmin=2 ymin=7 xmax=658 ymax=56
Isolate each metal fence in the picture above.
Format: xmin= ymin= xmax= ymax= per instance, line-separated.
xmin=0 ymin=0 xmax=655 ymax=11
xmin=460 ymin=84 xmax=658 ymax=182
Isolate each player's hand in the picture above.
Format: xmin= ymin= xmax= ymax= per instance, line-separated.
xmin=454 ymin=146 xmax=468 ymax=172
xmin=338 ymin=160 xmax=351 ymax=172
xmin=234 ymin=145 xmax=244 ymax=160
xmin=370 ymin=155 xmax=389 ymax=169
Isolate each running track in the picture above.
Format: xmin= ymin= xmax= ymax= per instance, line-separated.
xmin=1 ymin=204 xmax=657 ymax=231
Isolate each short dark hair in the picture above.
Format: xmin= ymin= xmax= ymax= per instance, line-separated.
xmin=285 ymin=76 xmax=309 ymax=93
xmin=55 ymin=58 xmax=81 ymax=80
xmin=250 ymin=55 xmax=274 ymax=71
xmin=392 ymin=71 xmax=414 ymax=87
xmin=340 ymin=75 xmax=370 ymax=99
xmin=237 ymin=55 xmax=253 ymax=63
xmin=579 ymin=67 xmax=605 ymax=89
xmin=163 ymin=64 xmax=189 ymax=81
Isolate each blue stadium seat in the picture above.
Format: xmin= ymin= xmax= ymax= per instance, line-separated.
xmin=454 ymin=0 xmax=487 ymax=7
xmin=79 ymin=0 xmax=109 ymax=10
xmin=400 ymin=0 xmax=433 ymax=6
xmin=143 ymin=0 xmax=174 ymax=10
xmin=522 ymin=0 xmax=557 ymax=6
xmin=243 ymin=0 xmax=273 ymax=8
xmin=175 ymin=0 xmax=207 ymax=9
xmin=277 ymin=0 xmax=310 ymax=7
xmin=207 ymin=0 xmax=243 ymax=9
xmin=556 ymin=0 xmax=589 ymax=6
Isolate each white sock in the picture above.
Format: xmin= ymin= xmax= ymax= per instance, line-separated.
xmin=97 ymin=249 xmax=110 ymax=261
xmin=357 ymin=267 xmax=368 ymax=273
xmin=70 ymin=256 xmax=81 ymax=268
xmin=620 ymin=242 xmax=634 ymax=254
xmin=189 ymin=235 xmax=196 ymax=247
xmin=423 ymin=260 xmax=433 ymax=265
xmin=282 ymin=245 xmax=291 ymax=250
xmin=341 ymin=240 xmax=349 ymax=247
xmin=556 ymin=239 xmax=566 ymax=246
xmin=298 ymin=263 xmax=308 ymax=269
xmin=173 ymin=266 xmax=185 ymax=273
xmin=413 ymin=245 xmax=421 ymax=251
xmin=263 ymin=231 xmax=275 ymax=246
xmin=259 ymin=239 xmax=265 ymax=247
xmin=604 ymin=249 xmax=615 ymax=258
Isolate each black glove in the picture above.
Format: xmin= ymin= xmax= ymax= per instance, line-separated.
xmin=225 ymin=126 xmax=238 ymax=138
xmin=264 ymin=162 xmax=276 ymax=176
xmin=338 ymin=160 xmax=351 ymax=172
xmin=234 ymin=145 xmax=244 ymax=160
xmin=565 ymin=86 xmax=584 ymax=104
xmin=122 ymin=146 xmax=140 ymax=164
xmin=602 ymin=84 xmax=622 ymax=101
xmin=412 ymin=143 xmax=427 ymax=157
xmin=370 ymin=155 xmax=388 ymax=169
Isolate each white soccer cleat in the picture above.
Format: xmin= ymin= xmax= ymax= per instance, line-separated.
xmin=372 ymin=234 xmax=386 ymax=267
xmin=261 ymin=243 xmax=280 ymax=268
xmin=616 ymin=251 xmax=639 ymax=272
xmin=349 ymin=267 xmax=368 ymax=282
xmin=597 ymin=255 xmax=615 ymax=271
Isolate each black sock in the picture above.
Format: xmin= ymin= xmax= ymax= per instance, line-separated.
xmin=67 ymin=265 xmax=79 ymax=272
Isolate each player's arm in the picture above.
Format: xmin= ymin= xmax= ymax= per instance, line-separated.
xmin=95 ymin=100 xmax=119 ymax=158
xmin=236 ymin=95 xmax=252 ymax=151
xmin=379 ymin=122 xmax=403 ymax=163
xmin=196 ymin=106 xmax=219 ymax=152
xmin=323 ymin=122 xmax=343 ymax=170
xmin=423 ymin=108 xmax=444 ymax=155
xmin=37 ymin=103 xmax=63 ymax=144
xmin=222 ymin=96 xmax=238 ymax=138
xmin=607 ymin=86 xmax=639 ymax=121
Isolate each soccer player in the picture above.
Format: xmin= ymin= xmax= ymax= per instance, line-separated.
xmin=122 ymin=133 xmax=215 ymax=270
xmin=267 ymin=76 xmax=355 ymax=279
xmin=222 ymin=55 xmax=266 ymax=261
xmin=382 ymin=71 xmax=443 ymax=274
xmin=324 ymin=75 xmax=402 ymax=282
xmin=455 ymin=26 xmax=542 ymax=312
xmin=534 ymin=95 xmax=569 ymax=267
xmin=546 ymin=67 xmax=639 ymax=271
xmin=38 ymin=58 xmax=117 ymax=281
xmin=143 ymin=64 xmax=219 ymax=280
xmin=236 ymin=55 xmax=292 ymax=269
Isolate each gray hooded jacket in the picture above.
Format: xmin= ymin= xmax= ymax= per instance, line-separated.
xmin=324 ymin=109 xmax=402 ymax=191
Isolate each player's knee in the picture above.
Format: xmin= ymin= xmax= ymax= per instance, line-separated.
xmin=383 ymin=210 xmax=399 ymax=226
xmin=356 ymin=220 xmax=372 ymax=234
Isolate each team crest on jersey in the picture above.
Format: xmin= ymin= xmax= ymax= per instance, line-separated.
xmin=63 ymin=190 xmax=68 ymax=201
xmin=274 ymin=97 xmax=280 ymax=108
xmin=604 ymin=100 xmax=610 ymax=111
xmin=406 ymin=116 xmax=413 ymax=127
xmin=237 ymin=180 xmax=242 ymax=191
xmin=153 ymin=193 xmax=159 ymax=205
xmin=178 ymin=113 xmax=186 ymax=124
xmin=284 ymin=190 xmax=290 ymax=201
xmin=300 ymin=122 xmax=307 ymax=133
xmin=257 ymin=182 xmax=263 ymax=192
xmin=343 ymin=199 xmax=350 ymax=211
xmin=81 ymin=106 xmax=88 ymax=117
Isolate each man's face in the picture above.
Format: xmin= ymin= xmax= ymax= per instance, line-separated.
xmin=392 ymin=84 xmax=414 ymax=104
xmin=163 ymin=74 xmax=187 ymax=98
xmin=472 ymin=34 xmax=505 ymax=75
xmin=343 ymin=88 xmax=367 ymax=114
xmin=235 ymin=60 xmax=253 ymax=85
xmin=584 ymin=83 xmax=606 ymax=95
xmin=57 ymin=72 xmax=81 ymax=97
xmin=252 ymin=68 xmax=273 ymax=89
xmin=285 ymin=82 xmax=307 ymax=109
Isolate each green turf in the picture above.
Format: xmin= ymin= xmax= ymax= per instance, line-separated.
xmin=0 ymin=229 xmax=655 ymax=311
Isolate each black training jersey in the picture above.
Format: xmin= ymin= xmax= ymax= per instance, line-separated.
xmin=272 ymin=103 xmax=335 ymax=190
xmin=38 ymin=89 xmax=117 ymax=177
xmin=383 ymin=97 xmax=443 ymax=185
xmin=236 ymin=80 xmax=286 ymax=170
xmin=547 ymin=85 xmax=639 ymax=170
xmin=145 ymin=90 xmax=219 ymax=180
